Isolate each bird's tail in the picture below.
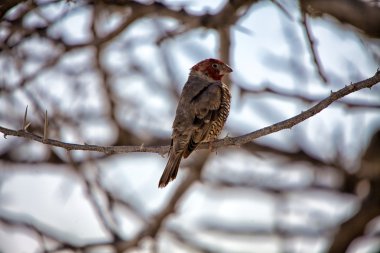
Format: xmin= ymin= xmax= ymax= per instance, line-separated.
xmin=158 ymin=152 xmax=182 ymax=188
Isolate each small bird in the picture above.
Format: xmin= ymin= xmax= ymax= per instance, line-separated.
xmin=158 ymin=58 xmax=232 ymax=188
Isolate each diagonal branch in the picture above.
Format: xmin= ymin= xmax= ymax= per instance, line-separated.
xmin=115 ymin=155 xmax=206 ymax=252
xmin=220 ymin=70 xmax=379 ymax=147
xmin=238 ymin=84 xmax=380 ymax=109
xmin=0 ymin=0 xmax=25 ymax=19
xmin=0 ymin=70 xmax=379 ymax=154
xmin=301 ymin=11 xmax=328 ymax=83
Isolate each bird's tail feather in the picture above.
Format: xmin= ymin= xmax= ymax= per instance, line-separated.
xmin=158 ymin=152 xmax=182 ymax=188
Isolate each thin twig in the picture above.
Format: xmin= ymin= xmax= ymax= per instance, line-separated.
xmin=115 ymin=154 xmax=207 ymax=252
xmin=270 ymin=0 xmax=293 ymax=20
xmin=238 ymin=83 xmax=380 ymax=109
xmin=43 ymin=110 xmax=48 ymax=141
xmin=301 ymin=11 xmax=328 ymax=83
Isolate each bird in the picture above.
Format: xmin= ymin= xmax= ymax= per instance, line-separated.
xmin=158 ymin=58 xmax=232 ymax=188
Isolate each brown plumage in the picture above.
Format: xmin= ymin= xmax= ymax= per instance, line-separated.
xmin=158 ymin=58 xmax=232 ymax=188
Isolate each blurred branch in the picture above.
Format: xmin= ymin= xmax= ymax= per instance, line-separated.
xmin=327 ymin=179 xmax=380 ymax=253
xmin=238 ymin=84 xmax=380 ymax=109
xmin=0 ymin=0 xmax=25 ymax=19
xmin=300 ymin=11 xmax=328 ymax=83
xmin=0 ymin=153 xmax=206 ymax=253
xmin=328 ymin=132 xmax=380 ymax=252
xmin=67 ymin=152 xmax=123 ymax=242
xmin=102 ymin=0 xmax=256 ymax=30
xmin=0 ymin=210 xmax=108 ymax=249
xmin=218 ymin=26 xmax=232 ymax=86
xmin=1 ymin=70 xmax=379 ymax=154
xmin=300 ymin=0 xmax=380 ymax=38
xmin=270 ymin=0 xmax=293 ymax=20
xmin=116 ymin=155 xmax=207 ymax=252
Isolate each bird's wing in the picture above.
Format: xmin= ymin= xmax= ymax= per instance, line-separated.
xmin=183 ymin=83 xmax=222 ymax=157
xmin=192 ymin=82 xmax=222 ymax=116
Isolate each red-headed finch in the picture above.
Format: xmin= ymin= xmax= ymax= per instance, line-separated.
xmin=159 ymin=59 xmax=232 ymax=188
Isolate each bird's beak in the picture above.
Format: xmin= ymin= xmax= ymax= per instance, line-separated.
xmin=221 ymin=64 xmax=233 ymax=74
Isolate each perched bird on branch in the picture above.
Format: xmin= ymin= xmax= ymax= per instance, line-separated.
xmin=158 ymin=58 xmax=232 ymax=188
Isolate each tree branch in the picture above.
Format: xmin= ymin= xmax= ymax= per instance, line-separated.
xmin=0 ymin=70 xmax=379 ymax=154
xmin=237 ymin=82 xmax=380 ymax=109
xmin=115 ymin=155 xmax=206 ymax=252
xmin=0 ymin=0 xmax=25 ymax=19
xmin=300 ymin=0 xmax=380 ymax=38
xmin=301 ymin=11 xmax=328 ymax=83
xmin=327 ymin=179 xmax=380 ymax=253
xmin=102 ymin=0 xmax=257 ymax=30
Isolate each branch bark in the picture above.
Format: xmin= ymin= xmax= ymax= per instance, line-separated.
xmin=1 ymin=70 xmax=379 ymax=154
xmin=300 ymin=0 xmax=380 ymax=38
xmin=102 ymin=0 xmax=257 ymax=30
xmin=0 ymin=0 xmax=25 ymax=19
xmin=327 ymin=179 xmax=380 ymax=253
xmin=301 ymin=11 xmax=328 ymax=83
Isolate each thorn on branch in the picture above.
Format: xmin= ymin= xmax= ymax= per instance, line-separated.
xmin=24 ymin=122 xmax=31 ymax=131
xmin=23 ymin=105 xmax=27 ymax=128
xmin=23 ymin=105 xmax=31 ymax=131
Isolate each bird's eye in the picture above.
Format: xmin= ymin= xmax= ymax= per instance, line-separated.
xmin=212 ymin=63 xmax=218 ymax=69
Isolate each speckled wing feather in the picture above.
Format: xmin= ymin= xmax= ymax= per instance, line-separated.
xmin=203 ymin=81 xmax=231 ymax=142
xmin=183 ymin=82 xmax=222 ymax=157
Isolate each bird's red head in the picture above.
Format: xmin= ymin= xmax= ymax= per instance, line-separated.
xmin=190 ymin=58 xmax=233 ymax=81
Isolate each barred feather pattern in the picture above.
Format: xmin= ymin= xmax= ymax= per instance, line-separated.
xmin=204 ymin=82 xmax=231 ymax=142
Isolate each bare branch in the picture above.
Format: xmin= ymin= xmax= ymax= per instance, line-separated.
xmin=2 ymin=1 xmax=379 ymax=252
xmin=238 ymin=83 xmax=380 ymax=109
xmin=102 ymin=0 xmax=257 ymax=30
xmin=219 ymin=26 xmax=232 ymax=86
xmin=327 ymin=180 xmax=380 ymax=253
xmin=300 ymin=0 xmax=380 ymax=38
xmin=0 ymin=71 xmax=379 ymax=154
xmin=0 ymin=0 xmax=26 ymax=19
xmin=116 ymin=154 xmax=207 ymax=252
xmin=220 ymin=70 xmax=379 ymax=148
xmin=301 ymin=11 xmax=328 ymax=83
xmin=270 ymin=0 xmax=293 ymax=20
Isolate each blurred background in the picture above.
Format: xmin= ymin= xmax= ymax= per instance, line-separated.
xmin=0 ymin=0 xmax=380 ymax=252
